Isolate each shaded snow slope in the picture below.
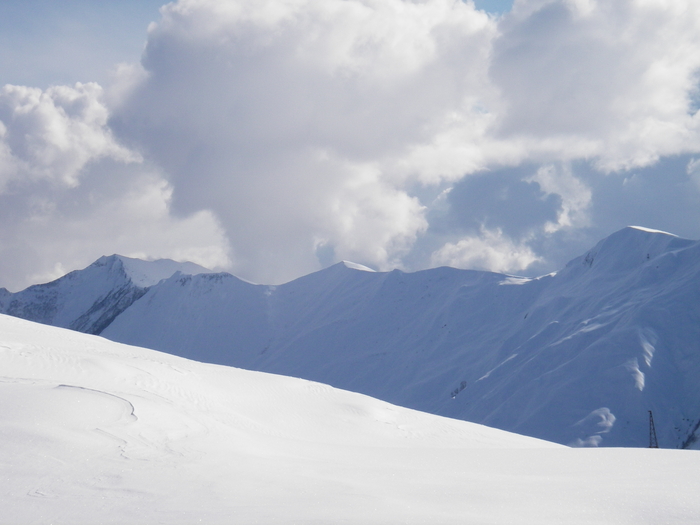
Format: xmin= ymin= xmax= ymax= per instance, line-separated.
xmin=4 ymin=227 xmax=700 ymax=449
xmin=2 ymin=314 xmax=700 ymax=524
xmin=100 ymin=228 xmax=700 ymax=448
xmin=0 ymin=255 xmax=211 ymax=334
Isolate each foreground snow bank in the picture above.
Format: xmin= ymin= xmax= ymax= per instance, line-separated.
xmin=1 ymin=314 xmax=698 ymax=524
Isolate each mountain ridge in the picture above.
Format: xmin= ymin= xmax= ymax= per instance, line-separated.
xmin=2 ymin=226 xmax=700 ymax=448
xmin=0 ymin=254 xmax=211 ymax=334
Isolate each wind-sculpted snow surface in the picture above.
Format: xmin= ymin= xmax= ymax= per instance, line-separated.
xmin=2 ymin=314 xmax=700 ymax=524
xmin=4 ymin=227 xmax=700 ymax=448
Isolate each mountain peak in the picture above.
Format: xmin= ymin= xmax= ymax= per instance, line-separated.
xmin=96 ymin=254 xmax=213 ymax=288
xmin=566 ymin=226 xmax=693 ymax=275
xmin=0 ymin=255 xmax=216 ymax=336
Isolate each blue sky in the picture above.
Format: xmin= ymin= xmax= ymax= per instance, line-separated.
xmin=0 ymin=0 xmax=164 ymax=88
xmin=473 ymin=0 xmax=514 ymax=15
xmin=0 ymin=0 xmax=514 ymax=88
xmin=0 ymin=0 xmax=699 ymax=290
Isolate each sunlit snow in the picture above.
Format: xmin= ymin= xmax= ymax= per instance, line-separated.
xmin=4 ymin=227 xmax=700 ymax=449
xmin=2 ymin=314 xmax=699 ymax=523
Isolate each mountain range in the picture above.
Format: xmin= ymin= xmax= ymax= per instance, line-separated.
xmin=3 ymin=226 xmax=699 ymax=449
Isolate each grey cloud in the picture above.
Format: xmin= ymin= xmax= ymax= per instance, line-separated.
xmin=110 ymin=0 xmax=495 ymax=283
xmin=0 ymin=158 xmax=231 ymax=291
xmin=492 ymin=2 xmax=619 ymax=135
xmin=109 ymin=0 xmax=700 ymax=281
xmin=0 ymin=82 xmax=230 ymax=291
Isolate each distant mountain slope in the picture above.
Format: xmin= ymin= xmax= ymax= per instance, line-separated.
xmin=6 ymin=314 xmax=700 ymax=524
xmin=3 ymin=227 xmax=700 ymax=449
xmin=0 ymin=255 xmax=211 ymax=334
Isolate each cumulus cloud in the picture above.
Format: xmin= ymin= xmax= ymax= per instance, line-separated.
xmin=430 ymin=226 xmax=541 ymax=274
xmin=492 ymin=0 xmax=700 ymax=169
xmin=527 ymin=164 xmax=591 ymax=232
xmin=313 ymin=160 xmax=427 ymax=271
xmin=110 ymin=0 xmax=496 ymax=283
xmin=111 ymin=0 xmax=700 ymax=284
xmin=427 ymin=0 xmax=700 ymax=276
xmin=0 ymin=82 xmax=230 ymax=291
xmin=6 ymin=0 xmax=700 ymax=288
xmin=0 ymin=83 xmax=137 ymax=191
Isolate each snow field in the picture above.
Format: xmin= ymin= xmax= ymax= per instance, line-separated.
xmin=1 ymin=314 xmax=699 ymax=524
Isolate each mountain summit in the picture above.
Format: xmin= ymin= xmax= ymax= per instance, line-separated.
xmin=2 ymin=228 xmax=700 ymax=449
xmin=0 ymin=255 xmax=211 ymax=334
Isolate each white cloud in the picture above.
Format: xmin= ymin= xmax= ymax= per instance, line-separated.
xmin=316 ymin=160 xmax=428 ymax=271
xmin=0 ymin=83 xmax=138 ymax=191
xmin=110 ymin=0 xmax=496 ymax=283
xmin=6 ymin=0 xmax=700 ymax=287
xmin=94 ymin=0 xmax=700 ymax=282
xmin=527 ymin=164 xmax=591 ymax=232
xmin=0 ymin=164 xmax=232 ymax=291
xmin=0 ymin=82 xmax=231 ymax=291
xmin=493 ymin=0 xmax=700 ymax=170
xmin=687 ymin=157 xmax=700 ymax=191
xmin=431 ymin=227 xmax=541 ymax=274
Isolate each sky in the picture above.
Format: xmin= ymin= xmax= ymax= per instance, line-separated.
xmin=1 ymin=0 xmax=700 ymax=291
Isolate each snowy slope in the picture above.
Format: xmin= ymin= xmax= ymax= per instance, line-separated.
xmin=2 ymin=313 xmax=699 ymax=524
xmin=0 ymin=255 xmax=211 ymax=334
xmin=4 ymin=227 xmax=700 ymax=449
xmin=101 ymin=227 xmax=700 ymax=448
xmin=116 ymin=255 xmax=212 ymax=288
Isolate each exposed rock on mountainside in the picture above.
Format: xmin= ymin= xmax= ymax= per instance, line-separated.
xmin=0 ymin=255 xmax=211 ymax=334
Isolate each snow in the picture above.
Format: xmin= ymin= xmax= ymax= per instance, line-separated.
xmin=115 ymin=254 xmax=212 ymax=287
xmin=96 ymin=227 xmax=700 ymax=448
xmin=340 ymin=260 xmax=376 ymax=272
xmin=629 ymin=225 xmax=678 ymax=236
xmin=2 ymin=313 xmax=700 ymax=524
xmin=4 ymin=227 xmax=700 ymax=449
xmin=0 ymin=254 xmax=211 ymax=334
xmin=499 ymin=275 xmax=532 ymax=285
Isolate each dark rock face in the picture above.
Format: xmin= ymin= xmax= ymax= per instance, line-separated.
xmin=0 ymin=254 xmax=206 ymax=335
xmin=69 ymin=285 xmax=149 ymax=335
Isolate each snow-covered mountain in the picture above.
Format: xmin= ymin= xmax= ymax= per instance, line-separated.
xmin=3 ymin=227 xmax=700 ymax=449
xmin=0 ymin=255 xmax=211 ymax=334
xmin=2 ymin=313 xmax=699 ymax=524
